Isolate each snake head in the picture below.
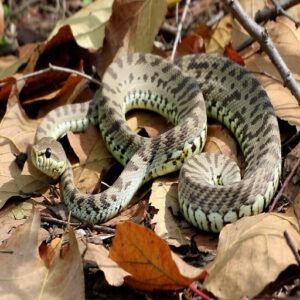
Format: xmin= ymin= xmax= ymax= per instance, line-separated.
xmin=31 ymin=137 xmax=67 ymax=180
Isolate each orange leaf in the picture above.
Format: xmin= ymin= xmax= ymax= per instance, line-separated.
xmin=175 ymin=34 xmax=205 ymax=58
xmin=109 ymin=222 xmax=206 ymax=291
xmin=224 ymin=42 xmax=245 ymax=66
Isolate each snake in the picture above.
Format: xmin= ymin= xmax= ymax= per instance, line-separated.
xmin=31 ymin=53 xmax=281 ymax=232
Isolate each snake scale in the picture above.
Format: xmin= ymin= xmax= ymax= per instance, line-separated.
xmin=32 ymin=53 xmax=281 ymax=232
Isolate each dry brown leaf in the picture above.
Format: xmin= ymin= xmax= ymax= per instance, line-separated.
xmin=193 ymin=233 xmax=218 ymax=254
xmin=203 ymin=213 xmax=300 ymax=300
xmin=109 ymin=222 xmax=206 ymax=291
xmin=204 ymin=124 xmax=240 ymax=167
xmin=223 ymin=42 xmax=245 ymax=66
xmin=196 ymin=23 xmax=213 ymax=38
xmin=67 ymin=124 xmax=114 ymax=194
xmin=239 ymin=16 xmax=300 ymax=129
xmin=84 ymin=243 xmax=130 ymax=286
xmin=0 ymin=209 xmax=84 ymax=299
xmin=0 ymin=85 xmax=49 ymax=209
xmin=206 ymin=14 xmax=233 ymax=54
xmin=149 ymin=177 xmax=195 ymax=247
xmin=126 ymin=110 xmax=172 ymax=137
xmin=0 ymin=56 xmax=28 ymax=80
xmin=232 ymin=0 xmax=267 ymax=47
xmin=103 ymin=199 xmax=147 ymax=226
xmin=96 ymin=0 xmax=168 ymax=75
xmin=174 ymin=34 xmax=205 ymax=58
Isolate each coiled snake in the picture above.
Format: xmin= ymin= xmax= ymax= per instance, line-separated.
xmin=32 ymin=53 xmax=281 ymax=232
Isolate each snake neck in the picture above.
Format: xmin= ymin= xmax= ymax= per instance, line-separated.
xmin=34 ymin=96 xmax=99 ymax=143
xmin=60 ymin=149 xmax=150 ymax=223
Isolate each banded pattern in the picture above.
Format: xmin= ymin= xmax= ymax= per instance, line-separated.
xmin=32 ymin=53 xmax=281 ymax=232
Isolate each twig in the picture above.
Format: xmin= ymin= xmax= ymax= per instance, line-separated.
xmin=224 ymin=0 xmax=300 ymax=104
xmin=48 ymin=64 xmax=101 ymax=86
xmin=284 ymin=231 xmax=300 ymax=267
xmin=206 ymin=10 xmax=225 ymax=27
xmin=160 ymin=22 xmax=177 ymax=35
xmin=288 ymin=190 xmax=300 ymax=230
xmin=189 ymin=284 xmax=212 ymax=300
xmin=271 ymin=0 xmax=300 ymax=27
xmin=268 ymin=157 xmax=300 ymax=212
xmin=236 ymin=0 xmax=300 ymax=52
xmin=41 ymin=215 xmax=115 ymax=234
xmin=255 ymin=0 xmax=300 ymax=23
xmin=0 ymin=64 xmax=101 ymax=88
xmin=170 ymin=0 xmax=191 ymax=62
xmin=251 ymin=70 xmax=283 ymax=83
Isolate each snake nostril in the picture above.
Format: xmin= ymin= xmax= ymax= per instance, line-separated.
xmin=45 ymin=148 xmax=52 ymax=158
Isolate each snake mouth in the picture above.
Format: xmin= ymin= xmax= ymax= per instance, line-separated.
xmin=31 ymin=147 xmax=66 ymax=179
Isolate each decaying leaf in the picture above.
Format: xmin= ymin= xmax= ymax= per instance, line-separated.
xmin=203 ymin=213 xmax=300 ymax=300
xmin=0 ymin=209 xmax=84 ymax=299
xmin=49 ymin=0 xmax=114 ymax=50
xmin=109 ymin=222 xmax=205 ymax=291
xmin=206 ymin=14 xmax=233 ymax=54
xmin=96 ymin=0 xmax=168 ymax=75
xmin=174 ymin=34 xmax=205 ymax=58
xmin=0 ymin=85 xmax=48 ymax=209
xmin=67 ymin=124 xmax=114 ymax=195
xmin=84 ymin=243 xmax=130 ymax=286
xmin=149 ymin=177 xmax=195 ymax=247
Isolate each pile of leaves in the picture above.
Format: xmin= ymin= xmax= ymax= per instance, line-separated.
xmin=0 ymin=0 xmax=300 ymax=299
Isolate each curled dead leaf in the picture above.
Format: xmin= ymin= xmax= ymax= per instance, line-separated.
xmin=203 ymin=213 xmax=300 ymax=300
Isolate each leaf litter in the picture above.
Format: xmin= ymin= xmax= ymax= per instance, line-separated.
xmin=0 ymin=0 xmax=300 ymax=299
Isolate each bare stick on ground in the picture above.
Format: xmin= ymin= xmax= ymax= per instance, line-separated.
xmin=0 ymin=64 xmax=101 ymax=88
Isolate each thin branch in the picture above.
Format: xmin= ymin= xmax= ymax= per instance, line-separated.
xmin=251 ymin=70 xmax=283 ymax=83
xmin=288 ymin=191 xmax=300 ymax=230
xmin=170 ymin=0 xmax=191 ymax=62
xmin=224 ymin=0 xmax=300 ymax=104
xmin=271 ymin=0 xmax=300 ymax=27
xmin=284 ymin=231 xmax=300 ymax=267
xmin=49 ymin=63 xmax=101 ymax=86
xmin=236 ymin=0 xmax=300 ymax=52
xmin=41 ymin=215 xmax=115 ymax=234
xmin=255 ymin=0 xmax=300 ymax=23
xmin=268 ymin=157 xmax=300 ymax=213
xmin=0 ymin=64 xmax=101 ymax=88
xmin=206 ymin=10 xmax=225 ymax=27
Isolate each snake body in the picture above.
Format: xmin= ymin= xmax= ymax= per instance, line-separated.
xmin=32 ymin=53 xmax=281 ymax=232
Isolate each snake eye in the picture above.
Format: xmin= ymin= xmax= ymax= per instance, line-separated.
xmin=45 ymin=148 xmax=52 ymax=158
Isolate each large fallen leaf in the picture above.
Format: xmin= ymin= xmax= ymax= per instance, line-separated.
xmin=49 ymin=0 xmax=114 ymax=49
xmin=96 ymin=0 xmax=168 ymax=75
xmin=0 ymin=85 xmax=48 ymax=209
xmin=109 ymin=222 xmax=205 ymax=291
xmin=84 ymin=243 xmax=130 ymax=286
xmin=0 ymin=209 xmax=84 ymax=299
xmin=203 ymin=213 xmax=300 ymax=300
